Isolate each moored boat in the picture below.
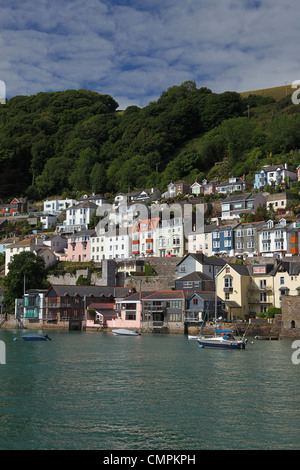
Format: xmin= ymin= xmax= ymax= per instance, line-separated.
xmin=112 ymin=328 xmax=140 ymax=336
xmin=14 ymin=333 xmax=52 ymax=341
xmin=197 ymin=329 xmax=247 ymax=349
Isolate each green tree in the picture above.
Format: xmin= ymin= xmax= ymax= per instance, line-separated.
xmin=2 ymin=251 xmax=50 ymax=311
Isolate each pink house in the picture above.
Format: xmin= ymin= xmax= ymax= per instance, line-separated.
xmin=67 ymin=229 xmax=95 ymax=262
xmin=86 ymin=291 xmax=143 ymax=331
xmin=191 ymin=179 xmax=219 ymax=195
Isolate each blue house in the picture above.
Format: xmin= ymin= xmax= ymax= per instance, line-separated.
xmin=184 ymin=292 xmax=223 ymax=322
xmin=211 ymin=224 xmax=240 ymax=256
xmin=254 ymin=164 xmax=297 ymax=189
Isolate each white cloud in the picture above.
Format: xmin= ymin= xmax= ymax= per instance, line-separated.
xmin=0 ymin=0 xmax=299 ymax=108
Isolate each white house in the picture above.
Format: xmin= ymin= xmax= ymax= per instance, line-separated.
xmin=5 ymin=238 xmax=45 ymax=274
xmin=154 ymin=216 xmax=185 ymax=257
xmin=43 ymin=198 xmax=76 ymax=214
xmin=258 ymin=218 xmax=289 ymax=257
xmin=62 ymin=200 xmax=98 ymax=233
xmin=187 ymin=225 xmax=217 ymax=257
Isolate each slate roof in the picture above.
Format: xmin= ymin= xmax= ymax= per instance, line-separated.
xmin=177 ymin=253 xmax=227 ymax=267
xmin=175 ymin=271 xmax=212 ymax=281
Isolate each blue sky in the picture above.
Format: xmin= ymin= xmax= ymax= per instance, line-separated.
xmin=0 ymin=0 xmax=299 ymax=109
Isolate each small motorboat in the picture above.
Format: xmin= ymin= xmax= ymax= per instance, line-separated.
xmin=255 ymin=335 xmax=279 ymax=341
xmin=14 ymin=333 xmax=52 ymax=341
xmin=112 ymin=328 xmax=140 ymax=336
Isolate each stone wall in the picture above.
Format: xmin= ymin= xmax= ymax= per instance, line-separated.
xmin=281 ymin=296 xmax=300 ymax=332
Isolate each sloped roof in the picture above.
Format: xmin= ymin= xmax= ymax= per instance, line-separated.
xmin=177 ymin=253 xmax=227 ymax=267
xmin=175 ymin=271 xmax=212 ymax=281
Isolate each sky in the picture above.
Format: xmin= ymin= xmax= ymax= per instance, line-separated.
xmin=0 ymin=0 xmax=299 ymax=109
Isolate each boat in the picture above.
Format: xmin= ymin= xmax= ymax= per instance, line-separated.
xmin=197 ymin=329 xmax=247 ymax=349
xmin=196 ymin=278 xmax=247 ymax=350
xmin=255 ymin=335 xmax=279 ymax=341
xmin=14 ymin=333 xmax=52 ymax=341
xmin=112 ymin=328 xmax=140 ymax=336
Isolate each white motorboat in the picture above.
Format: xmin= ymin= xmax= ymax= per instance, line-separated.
xmin=112 ymin=328 xmax=140 ymax=336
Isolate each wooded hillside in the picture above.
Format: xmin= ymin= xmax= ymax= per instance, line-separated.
xmin=1 ymin=81 xmax=300 ymax=201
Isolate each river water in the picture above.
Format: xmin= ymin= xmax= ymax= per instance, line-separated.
xmin=0 ymin=329 xmax=299 ymax=450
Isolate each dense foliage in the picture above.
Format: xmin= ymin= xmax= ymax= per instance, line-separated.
xmin=2 ymin=252 xmax=50 ymax=310
xmin=0 ymin=82 xmax=300 ymax=201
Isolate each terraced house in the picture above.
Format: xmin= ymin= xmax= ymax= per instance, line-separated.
xmin=234 ymin=221 xmax=265 ymax=257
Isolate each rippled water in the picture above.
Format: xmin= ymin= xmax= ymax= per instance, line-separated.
xmin=0 ymin=329 xmax=299 ymax=450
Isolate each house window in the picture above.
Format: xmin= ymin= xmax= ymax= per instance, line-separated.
xmin=193 ymin=298 xmax=198 ymax=305
xmin=280 ymin=277 xmax=284 ymax=285
xmin=224 ymin=276 xmax=233 ymax=289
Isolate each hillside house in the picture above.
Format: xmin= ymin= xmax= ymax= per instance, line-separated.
xmin=221 ymin=193 xmax=266 ymax=220
xmin=167 ymin=180 xmax=191 ymax=198
xmin=43 ymin=198 xmax=76 ymax=214
xmin=174 ymin=271 xmax=214 ymax=292
xmin=5 ymin=238 xmax=44 ymax=274
xmin=61 ymin=201 xmax=98 ymax=233
xmin=216 ymin=176 xmax=253 ymax=194
xmin=254 ymin=163 xmax=297 ymax=189
xmin=131 ymin=217 xmax=160 ymax=258
xmin=258 ymin=218 xmax=289 ymax=257
xmin=187 ymin=224 xmax=216 ymax=256
xmin=233 ymin=221 xmax=265 ymax=257
xmin=176 ymin=253 xmax=226 ymax=280
xmin=211 ymin=224 xmax=239 ymax=256
xmin=266 ymin=192 xmax=294 ymax=213
xmin=67 ymin=229 xmax=95 ymax=262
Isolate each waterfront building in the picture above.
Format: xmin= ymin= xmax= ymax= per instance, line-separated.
xmin=44 ymin=285 xmax=121 ymax=329
xmin=184 ymin=291 xmax=222 ymax=323
xmin=247 ymin=263 xmax=275 ymax=316
xmin=216 ymin=263 xmax=251 ymax=321
xmin=271 ymin=261 xmax=300 ymax=308
xmin=22 ymin=289 xmax=48 ymax=320
xmin=141 ymin=290 xmax=186 ymax=333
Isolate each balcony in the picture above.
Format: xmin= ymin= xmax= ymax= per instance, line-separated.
xmin=248 ymin=285 xmax=272 ymax=291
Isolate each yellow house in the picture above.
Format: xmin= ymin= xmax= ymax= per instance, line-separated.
xmin=247 ymin=263 xmax=275 ymax=316
xmin=272 ymin=261 xmax=300 ymax=308
xmin=216 ymin=264 xmax=251 ymax=321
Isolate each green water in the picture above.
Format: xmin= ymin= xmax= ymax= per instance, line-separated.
xmin=0 ymin=329 xmax=299 ymax=450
